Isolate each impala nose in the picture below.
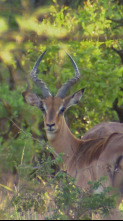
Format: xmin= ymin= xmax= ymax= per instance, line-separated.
xmin=46 ymin=123 xmax=56 ymax=131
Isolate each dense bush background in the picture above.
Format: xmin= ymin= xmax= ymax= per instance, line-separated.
xmin=0 ymin=0 xmax=123 ymax=219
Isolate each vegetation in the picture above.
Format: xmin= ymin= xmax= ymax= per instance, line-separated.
xmin=0 ymin=0 xmax=123 ymax=220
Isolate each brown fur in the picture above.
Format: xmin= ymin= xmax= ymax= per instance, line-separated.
xmin=70 ymin=122 xmax=123 ymax=171
xmin=73 ymin=132 xmax=121 ymax=167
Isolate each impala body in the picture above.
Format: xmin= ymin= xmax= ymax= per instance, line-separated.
xmin=23 ymin=50 xmax=123 ymax=215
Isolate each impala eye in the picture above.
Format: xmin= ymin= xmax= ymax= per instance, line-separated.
xmin=39 ymin=102 xmax=46 ymax=112
xmin=59 ymin=107 xmax=66 ymax=115
xmin=40 ymin=106 xmax=46 ymax=112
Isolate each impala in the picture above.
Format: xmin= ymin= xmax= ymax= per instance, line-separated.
xmin=23 ymin=50 xmax=123 ymax=218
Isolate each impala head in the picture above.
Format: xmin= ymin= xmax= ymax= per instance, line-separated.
xmin=23 ymin=50 xmax=84 ymax=141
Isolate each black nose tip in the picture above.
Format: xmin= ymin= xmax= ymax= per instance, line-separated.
xmin=46 ymin=123 xmax=55 ymax=128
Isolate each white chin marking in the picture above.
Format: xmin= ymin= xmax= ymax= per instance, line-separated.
xmin=46 ymin=132 xmax=56 ymax=140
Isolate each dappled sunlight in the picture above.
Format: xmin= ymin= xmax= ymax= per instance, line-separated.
xmin=119 ymin=201 xmax=123 ymax=211
xmin=0 ymin=18 xmax=8 ymax=33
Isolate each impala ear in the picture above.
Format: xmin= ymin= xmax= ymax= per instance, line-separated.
xmin=22 ymin=91 xmax=42 ymax=108
xmin=64 ymin=88 xmax=85 ymax=109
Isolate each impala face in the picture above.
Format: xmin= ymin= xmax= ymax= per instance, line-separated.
xmin=23 ymin=90 xmax=84 ymax=141
xmin=40 ymin=96 xmax=65 ymax=139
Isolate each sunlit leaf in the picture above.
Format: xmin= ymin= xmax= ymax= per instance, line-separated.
xmin=0 ymin=18 xmax=8 ymax=33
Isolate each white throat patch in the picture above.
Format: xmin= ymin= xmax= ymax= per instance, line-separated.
xmin=46 ymin=132 xmax=56 ymax=141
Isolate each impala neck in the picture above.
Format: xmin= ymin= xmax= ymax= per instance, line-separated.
xmin=47 ymin=117 xmax=81 ymax=164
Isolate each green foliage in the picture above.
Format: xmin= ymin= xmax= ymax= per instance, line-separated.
xmin=7 ymin=169 xmax=117 ymax=220
xmin=0 ymin=0 xmax=123 ymax=219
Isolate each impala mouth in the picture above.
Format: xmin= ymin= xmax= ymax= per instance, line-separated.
xmin=45 ymin=127 xmax=57 ymax=133
xmin=46 ymin=128 xmax=56 ymax=133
